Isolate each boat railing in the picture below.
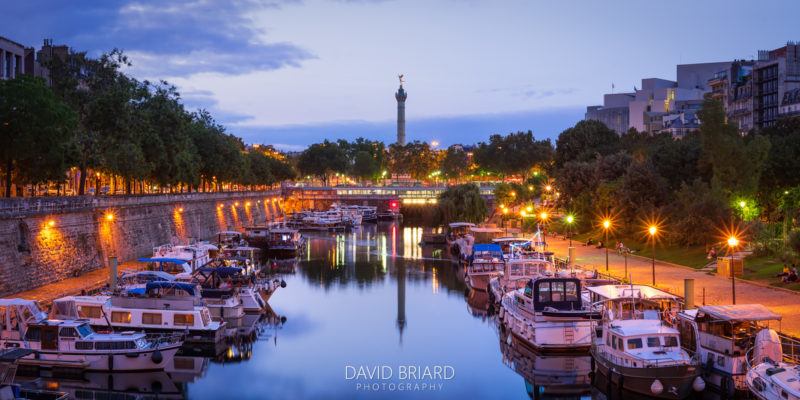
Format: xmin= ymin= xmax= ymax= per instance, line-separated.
xmin=145 ymin=332 xmax=185 ymax=347
xmin=595 ymin=344 xmax=696 ymax=368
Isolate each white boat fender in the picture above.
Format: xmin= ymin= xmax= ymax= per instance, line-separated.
xmin=650 ymin=379 xmax=663 ymax=395
xmin=692 ymin=376 xmax=705 ymax=392
xmin=152 ymin=349 xmax=163 ymax=364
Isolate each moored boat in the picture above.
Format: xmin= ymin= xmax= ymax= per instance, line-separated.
xmin=466 ymin=244 xmax=505 ymax=291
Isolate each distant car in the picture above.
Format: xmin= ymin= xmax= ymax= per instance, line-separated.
xmin=86 ymin=188 xmax=96 ymax=195
xmin=99 ymin=186 xmax=110 ymax=194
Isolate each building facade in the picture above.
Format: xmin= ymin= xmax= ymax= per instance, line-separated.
xmin=0 ymin=36 xmax=25 ymax=80
xmin=753 ymin=43 xmax=800 ymax=130
xmin=585 ymin=92 xmax=634 ymax=134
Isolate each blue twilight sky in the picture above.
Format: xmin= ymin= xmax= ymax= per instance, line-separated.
xmin=2 ymin=1 xmax=799 ymax=151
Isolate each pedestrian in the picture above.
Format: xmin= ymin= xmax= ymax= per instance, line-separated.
xmin=777 ymin=264 xmax=790 ymax=278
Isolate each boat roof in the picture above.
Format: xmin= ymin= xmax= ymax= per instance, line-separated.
xmin=473 ymin=243 xmax=503 ymax=252
xmin=195 ymin=267 xmax=242 ymax=277
xmin=217 ymin=231 xmax=242 ymax=235
xmin=698 ymin=304 xmax=782 ymax=322
xmin=137 ymin=257 xmax=190 ymax=265
xmin=608 ymin=319 xmax=679 ymax=336
xmin=587 ymin=284 xmax=680 ymax=301
xmin=226 ymin=246 xmax=260 ymax=251
xmin=0 ymin=298 xmax=39 ymax=306
xmin=470 ymin=227 xmax=504 ymax=233
xmin=492 ymin=237 xmax=528 ymax=243
xmin=449 ymin=222 xmax=475 ymax=227
xmin=269 ymin=228 xmax=299 ymax=233
xmin=121 ymin=270 xmax=175 ymax=281
xmin=145 ymin=281 xmax=198 ymax=295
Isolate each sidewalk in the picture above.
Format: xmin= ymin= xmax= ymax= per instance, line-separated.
xmin=13 ymin=261 xmax=144 ymax=306
xmin=546 ymin=235 xmax=800 ymax=337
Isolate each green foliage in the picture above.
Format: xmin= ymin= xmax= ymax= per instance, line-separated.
xmin=338 ymin=138 xmax=387 ymax=181
xmin=758 ymin=118 xmax=800 ymax=196
xmin=440 ymin=146 xmax=469 ymax=181
xmin=0 ymin=75 xmax=77 ymax=197
xmin=474 ymin=131 xmax=552 ymax=178
xmin=388 ymin=141 xmax=437 ymax=180
xmin=296 ymin=140 xmax=348 ymax=184
xmin=789 ymin=230 xmax=800 ymax=256
xmin=554 ymin=120 xmax=620 ymax=167
xmin=669 ymin=179 xmax=730 ymax=245
xmin=435 ymin=183 xmax=487 ymax=225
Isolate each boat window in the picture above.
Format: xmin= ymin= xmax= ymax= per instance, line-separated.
xmin=0 ymin=307 xmax=6 ymax=330
xmin=111 ymin=312 xmax=131 ymax=323
xmin=9 ymin=307 xmax=19 ymax=331
xmin=537 ymin=282 xmax=550 ymax=303
xmin=142 ymin=313 xmax=163 ymax=325
xmin=611 ymin=335 xmax=618 ymax=350
xmin=201 ymin=310 xmax=211 ymax=326
xmin=627 ymin=338 xmax=643 ymax=350
xmin=96 ymin=341 xmax=137 ymax=350
xmin=664 ymin=336 xmax=679 ymax=347
xmin=647 ymin=337 xmax=661 ymax=347
xmin=75 ymin=342 xmax=93 ymax=350
xmin=24 ymin=326 xmax=41 ymax=341
xmin=43 ymin=328 xmax=57 ymax=343
xmin=552 ymin=281 xmax=565 ymax=302
xmin=76 ymin=324 xmax=92 ymax=337
xmin=21 ymin=306 xmax=33 ymax=322
xmin=605 ymin=333 xmax=611 ymax=346
xmin=60 ymin=327 xmax=79 ymax=337
xmin=565 ymin=281 xmax=578 ymax=302
xmin=78 ymin=306 xmax=102 ymax=319
xmin=174 ymin=314 xmax=195 ymax=326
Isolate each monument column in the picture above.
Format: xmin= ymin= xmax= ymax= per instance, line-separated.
xmin=395 ymin=75 xmax=407 ymax=145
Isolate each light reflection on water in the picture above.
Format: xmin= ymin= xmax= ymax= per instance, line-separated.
xmin=18 ymin=223 xmax=604 ymax=399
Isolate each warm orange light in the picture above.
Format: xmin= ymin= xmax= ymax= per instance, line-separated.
xmin=603 ymin=220 xmax=610 ymax=229
xmin=540 ymin=212 xmax=548 ymax=220
xmin=728 ymin=237 xmax=739 ymax=247
xmin=528 ymin=186 xmax=533 ymax=191
xmin=235 ymin=202 xmax=239 ymax=206
xmin=546 ymin=185 xmax=552 ymax=191
xmin=503 ymin=208 xmax=508 ymax=214
xmin=106 ymin=213 xmax=114 ymax=221
xmin=246 ymin=202 xmax=251 ymax=206
xmin=511 ymin=191 xmax=516 ymax=197
xmin=649 ymin=226 xmax=657 ymax=236
xmin=178 ymin=208 xmax=184 ymax=212
xmin=218 ymin=203 xmax=223 ymax=208
xmin=499 ymin=204 xmax=505 ymax=209
xmin=521 ymin=211 xmax=526 ymax=217
xmin=47 ymin=220 xmax=55 ymax=227
xmin=526 ymin=206 xmax=532 ymax=212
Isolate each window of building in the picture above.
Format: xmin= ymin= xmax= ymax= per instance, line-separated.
xmin=174 ymin=314 xmax=195 ymax=326
xmin=142 ymin=313 xmax=162 ymax=325
xmin=111 ymin=311 xmax=131 ymax=323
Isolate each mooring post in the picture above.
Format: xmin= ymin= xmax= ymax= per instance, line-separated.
xmin=109 ymin=256 xmax=118 ymax=291
xmin=684 ymin=279 xmax=694 ymax=310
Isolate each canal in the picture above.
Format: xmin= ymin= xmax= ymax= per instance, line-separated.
xmin=20 ymin=222 xmax=695 ymax=399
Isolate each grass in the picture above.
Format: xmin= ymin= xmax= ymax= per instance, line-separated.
xmin=738 ymin=255 xmax=800 ymax=290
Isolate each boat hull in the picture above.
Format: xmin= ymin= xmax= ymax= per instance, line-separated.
xmin=592 ymin=349 xmax=701 ymax=399
xmin=19 ymin=344 xmax=181 ymax=372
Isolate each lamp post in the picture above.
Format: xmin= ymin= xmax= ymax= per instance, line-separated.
xmin=566 ymin=215 xmax=574 ymax=247
xmin=520 ymin=211 xmax=526 ymax=235
xmin=603 ymin=220 xmax=610 ymax=271
xmin=649 ymin=226 xmax=657 ymax=286
xmin=728 ymin=236 xmax=739 ymax=304
xmin=540 ymin=212 xmax=548 ymax=246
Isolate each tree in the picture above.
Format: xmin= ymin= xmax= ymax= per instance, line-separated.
xmin=649 ymin=131 xmax=706 ymax=192
xmin=440 ymin=146 xmax=469 ymax=182
xmin=669 ymin=179 xmax=731 ymax=245
xmin=0 ymin=75 xmax=77 ymax=197
xmin=388 ymin=141 xmax=437 ymax=180
xmin=351 ymin=151 xmax=379 ymax=182
xmin=435 ymin=183 xmax=487 ymax=224
xmin=474 ymin=131 xmax=553 ymax=179
xmin=554 ymin=120 xmax=620 ymax=167
xmin=296 ymin=140 xmax=348 ymax=185
xmin=556 ymin=161 xmax=598 ymax=204
xmin=338 ymin=137 xmax=388 ymax=181
xmin=758 ymin=117 xmax=800 ymax=194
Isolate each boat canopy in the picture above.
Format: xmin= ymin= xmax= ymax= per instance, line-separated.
xmin=587 ymin=284 xmax=680 ymax=301
xmin=217 ymin=231 xmax=242 ymax=235
xmin=195 ymin=267 xmax=243 ymax=277
xmin=698 ymin=304 xmax=782 ymax=322
xmin=145 ymin=281 xmax=198 ymax=296
xmin=470 ymin=227 xmax=504 ymax=233
xmin=492 ymin=237 xmax=528 ymax=243
xmin=449 ymin=222 xmax=475 ymax=228
xmin=472 ymin=244 xmax=503 ymax=253
xmin=137 ymin=257 xmax=190 ymax=266
xmin=121 ymin=270 xmax=175 ymax=282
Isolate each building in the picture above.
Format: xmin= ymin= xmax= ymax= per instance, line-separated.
xmin=706 ymin=60 xmax=755 ymax=135
xmin=779 ymin=87 xmax=800 ymax=118
xmin=395 ymin=79 xmax=407 ymax=145
xmin=0 ymin=36 xmax=25 ymax=80
xmin=28 ymin=39 xmax=71 ymax=85
xmin=584 ymin=92 xmax=634 ymax=134
xmin=753 ymin=42 xmax=800 ymax=130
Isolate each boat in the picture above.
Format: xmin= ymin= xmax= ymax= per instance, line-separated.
xmin=488 ymin=257 xmax=554 ymax=305
xmin=151 ymin=242 xmax=214 ymax=272
xmin=377 ymin=209 xmax=401 ymax=220
xmin=500 ymin=277 xmax=594 ymax=353
xmin=589 ymin=286 xmax=704 ymax=399
xmin=745 ymin=329 xmax=800 ymax=400
xmin=136 ymin=257 xmax=193 ymax=277
xmin=466 ymin=244 xmax=505 ymax=291
xmin=0 ymin=299 xmax=182 ymax=372
xmin=218 ymin=245 xmax=262 ymax=275
xmin=190 ymin=267 xmax=266 ymax=314
xmin=264 ymin=228 xmax=305 ymax=257
xmin=217 ymin=231 xmax=247 ymax=249
xmin=0 ymin=347 xmax=69 ymax=399
xmin=446 ymin=222 xmax=475 ymax=259
xmin=677 ymin=304 xmax=783 ymax=396
xmin=51 ymin=288 xmax=227 ymax=345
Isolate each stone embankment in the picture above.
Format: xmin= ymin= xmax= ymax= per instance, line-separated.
xmin=0 ymin=191 xmax=284 ymax=296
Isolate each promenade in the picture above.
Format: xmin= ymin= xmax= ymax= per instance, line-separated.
xmin=547 ymin=235 xmax=800 ymax=336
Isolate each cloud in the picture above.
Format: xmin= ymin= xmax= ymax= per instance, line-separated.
xmin=478 ymin=85 xmax=576 ymax=99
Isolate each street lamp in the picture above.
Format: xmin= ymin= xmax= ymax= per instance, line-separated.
xmin=565 ymin=215 xmax=574 ymax=247
xmin=649 ymin=226 xmax=657 ymax=285
xmin=728 ymin=236 xmax=739 ymax=304
xmin=520 ymin=211 xmax=526 ymax=235
xmin=603 ymin=220 xmax=610 ymax=271
xmin=540 ymin=212 xmax=549 ymax=246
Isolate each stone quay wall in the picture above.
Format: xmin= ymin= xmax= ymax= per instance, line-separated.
xmin=0 ymin=191 xmax=283 ymax=296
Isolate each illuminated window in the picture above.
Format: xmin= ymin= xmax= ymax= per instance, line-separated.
xmin=174 ymin=314 xmax=195 ymax=326
xmin=111 ymin=311 xmax=131 ymax=323
xmin=78 ymin=306 xmax=102 ymax=319
xmin=142 ymin=313 xmax=162 ymax=325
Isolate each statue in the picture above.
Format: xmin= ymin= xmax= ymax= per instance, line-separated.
xmin=398 ymin=74 xmax=404 ymax=86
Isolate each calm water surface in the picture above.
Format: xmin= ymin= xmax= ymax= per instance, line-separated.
xmin=23 ymin=222 xmax=602 ymax=399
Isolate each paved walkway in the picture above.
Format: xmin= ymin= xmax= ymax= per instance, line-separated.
xmin=13 ymin=261 xmax=144 ymax=306
xmin=544 ymin=235 xmax=800 ymax=336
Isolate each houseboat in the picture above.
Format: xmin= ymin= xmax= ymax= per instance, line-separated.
xmin=677 ymin=304 xmax=783 ymax=396
xmin=51 ymin=289 xmax=226 ymax=345
xmin=446 ymin=222 xmax=475 ymax=259
xmin=589 ymin=288 xmax=703 ymax=398
xmin=500 ymin=277 xmax=594 ymax=353
xmin=264 ymin=228 xmax=305 ymax=257
xmin=746 ymin=329 xmax=800 ymax=400
xmin=488 ymin=257 xmax=553 ymax=305
xmin=0 ymin=299 xmax=182 ymax=372
xmin=466 ymin=244 xmax=505 ymax=291
xmin=151 ymin=242 xmax=213 ymax=272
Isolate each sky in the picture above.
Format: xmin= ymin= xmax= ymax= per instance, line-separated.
xmin=3 ymin=0 xmax=800 ymax=151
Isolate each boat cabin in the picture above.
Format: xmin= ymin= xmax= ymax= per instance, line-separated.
xmin=0 ymin=299 xmax=49 ymax=341
xmin=527 ymin=278 xmax=582 ymax=312
xmin=137 ymin=258 xmax=193 ymax=276
xmin=679 ymin=304 xmax=781 ymax=357
xmin=586 ymin=284 xmax=682 ymax=320
xmin=599 ymin=319 xmax=688 ymax=368
xmin=217 ymin=231 xmax=245 ymax=248
xmin=447 ymin=222 xmax=475 ymax=240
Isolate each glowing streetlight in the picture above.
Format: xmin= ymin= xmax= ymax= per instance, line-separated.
xmin=649 ymin=226 xmax=658 ymax=285
xmin=602 ymin=220 xmax=611 ymax=271
xmin=739 ymin=201 xmax=746 ymax=208
xmin=521 ymin=211 xmax=526 ymax=217
xmin=546 ymin=185 xmax=552 ymax=192
xmin=727 ymin=236 xmax=739 ymax=304
xmin=565 ymin=215 xmax=575 ymax=246
xmin=540 ymin=212 xmax=548 ymax=221
xmin=511 ymin=191 xmax=516 ymax=197
xmin=246 ymin=202 xmax=251 ymax=207
xmin=526 ymin=206 xmax=532 ymax=213
xmin=106 ymin=213 xmax=114 ymax=221
xmin=48 ymin=220 xmax=55 ymax=227
xmin=503 ymin=208 xmax=508 ymax=214
xmin=178 ymin=208 xmax=184 ymax=212
xmin=528 ymin=186 xmax=533 ymax=191
xmin=431 ymin=140 xmax=439 ymax=147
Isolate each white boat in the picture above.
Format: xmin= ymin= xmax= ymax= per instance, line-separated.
xmin=466 ymin=244 xmax=505 ymax=291
xmin=746 ymin=329 xmax=800 ymax=400
xmin=589 ymin=286 xmax=704 ymax=398
xmin=151 ymin=242 xmax=213 ymax=271
xmin=677 ymin=304 xmax=783 ymax=396
xmin=264 ymin=228 xmax=305 ymax=256
xmin=500 ymin=277 xmax=595 ymax=353
xmin=488 ymin=258 xmax=554 ymax=304
xmin=51 ymin=287 xmax=226 ymax=345
xmin=0 ymin=299 xmax=182 ymax=371
xmin=446 ymin=222 xmax=475 ymax=259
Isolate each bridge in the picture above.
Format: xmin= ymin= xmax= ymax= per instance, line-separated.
xmin=283 ymin=186 xmax=495 ymax=208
